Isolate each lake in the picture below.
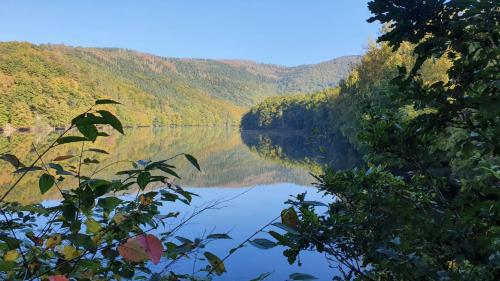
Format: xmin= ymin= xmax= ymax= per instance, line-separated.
xmin=0 ymin=127 xmax=361 ymax=280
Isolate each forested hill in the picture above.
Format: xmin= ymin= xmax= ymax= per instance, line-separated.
xmin=0 ymin=42 xmax=359 ymax=129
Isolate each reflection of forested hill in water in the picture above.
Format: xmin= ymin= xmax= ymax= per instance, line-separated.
xmin=0 ymin=128 xmax=313 ymax=204
xmin=240 ymin=130 xmax=363 ymax=173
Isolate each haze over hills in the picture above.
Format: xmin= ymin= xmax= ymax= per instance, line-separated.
xmin=0 ymin=41 xmax=360 ymax=128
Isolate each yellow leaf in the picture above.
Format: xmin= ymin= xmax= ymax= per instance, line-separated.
xmin=4 ymin=250 xmax=19 ymax=261
xmin=86 ymin=218 xmax=102 ymax=234
xmin=139 ymin=194 xmax=153 ymax=206
xmin=92 ymin=233 xmax=103 ymax=244
xmin=113 ymin=213 xmax=126 ymax=224
xmin=46 ymin=234 xmax=62 ymax=249
xmin=61 ymin=245 xmax=81 ymax=260
xmin=204 ymin=251 xmax=226 ymax=275
xmin=281 ymin=207 xmax=298 ymax=228
xmin=28 ymin=262 xmax=40 ymax=273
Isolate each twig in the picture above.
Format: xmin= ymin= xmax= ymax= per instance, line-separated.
xmin=0 ymin=208 xmax=29 ymax=271
xmin=207 ymin=213 xmax=282 ymax=276
xmin=31 ymin=144 xmax=63 ymax=194
xmin=0 ymin=126 xmax=74 ymax=202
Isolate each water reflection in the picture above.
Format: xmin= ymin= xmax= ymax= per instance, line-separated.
xmin=0 ymin=128 xmax=317 ymax=203
xmin=1 ymin=127 xmax=361 ymax=280
xmin=241 ymin=130 xmax=362 ymax=172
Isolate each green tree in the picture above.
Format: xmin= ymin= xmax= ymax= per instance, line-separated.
xmin=266 ymin=1 xmax=499 ymax=280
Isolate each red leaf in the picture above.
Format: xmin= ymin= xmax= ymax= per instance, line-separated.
xmin=136 ymin=234 xmax=164 ymax=265
xmin=48 ymin=275 xmax=69 ymax=281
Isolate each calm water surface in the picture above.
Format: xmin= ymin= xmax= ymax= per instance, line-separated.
xmin=0 ymin=127 xmax=361 ymax=280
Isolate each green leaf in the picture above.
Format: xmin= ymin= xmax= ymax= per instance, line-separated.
xmin=68 ymin=233 xmax=95 ymax=250
xmin=250 ymin=272 xmax=272 ymax=281
xmin=77 ymin=124 xmax=98 ymax=142
xmin=14 ymin=166 xmax=42 ymax=173
xmin=0 ymin=235 xmax=21 ymax=249
xmin=39 ymin=173 xmax=55 ymax=194
xmin=97 ymin=110 xmax=124 ymax=134
xmin=62 ymin=203 xmax=78 ymax=222
xmin=82 ymin=159 xmax=98 ymax=165
xmin=249 ymin=238 xmax=277 ymax=249
xmin=158 ymin=166 xmax=181 ymax=179
xmin=0 ymin=261 xmax=16 ymax=271
xmin=87 ymin=148 xmax=109 ymax=154
xmin=72 ymin=114 xmax=106 ymax=126
xmin=98 ymin=197 xmax=123 ymax=213
xmin=83 ymin=158 xmax=100 ymax=164
xmin=175 ymin=236 xmax=193 ymax=245
xmin=268 ymin=230 xmax=291 ymax=246
xmin=207 ymin=233 xmax=232 ymax=240
xmin=184 ymin=154 xmax=201 ymax=171
xmin=272 ymin=223 xmax=300 ymax=235
xmin=137 ymin=171 xmax=151 ymax=190
xmin=0 ymin=154 xmax=24 ymax=169
xmin=161 ymin=192 xmax=179 ymax=202
xmin=156 ymin=212 xmax=180 ymax=220
xmin=95 ymin=99 xmax=121 ymax=105
xmin=53 ymin=155 xmax=75 ymax=161
xmin=298 ymin=201 xmax=328 ymax=207
xmin=289 ymin=273 xmax=318 ymax=280
xmin=204 ymin=251 xmax=226 ymax=275
xmin=57 ymin=136 xmax=89 ymax=144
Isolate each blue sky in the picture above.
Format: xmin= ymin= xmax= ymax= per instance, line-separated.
xmin=0 ymin=0 xmax=380 ymax=66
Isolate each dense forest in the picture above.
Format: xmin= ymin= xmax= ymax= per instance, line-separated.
xmin=241 ymin=41 xmax=452 ymax=141
xmin=246 ymin=1 xmax=499 ymax=280
xmin=0 ymin=42 xmax=358 ymax=129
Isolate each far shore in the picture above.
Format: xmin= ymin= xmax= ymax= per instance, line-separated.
xmin=0 ymin=124 xmax=242 ymax=136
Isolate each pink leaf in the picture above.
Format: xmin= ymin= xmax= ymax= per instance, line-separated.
xmin=118 ymin=237 xmax=149 ymax=263
xmin=135 ymin=234 xmax=164 ymax=265
xmin=117 ymin=234 xmax=164 ymax=264
xmin=48 ymin=275 xmax=69 ymax=281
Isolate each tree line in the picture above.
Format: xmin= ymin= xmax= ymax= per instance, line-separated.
xmin=244 ymin=0 xmax=499 ymax=280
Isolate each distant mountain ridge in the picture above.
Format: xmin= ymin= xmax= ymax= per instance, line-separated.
xmin=0 ymin=42 xmax=360 ymax=128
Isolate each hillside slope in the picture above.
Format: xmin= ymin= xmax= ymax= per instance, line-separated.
xmin=0 ymin=42 xmax=359 ymax=128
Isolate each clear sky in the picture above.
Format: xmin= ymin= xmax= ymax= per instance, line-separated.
xmin=0 ymin=0 xmax=380 ymax=66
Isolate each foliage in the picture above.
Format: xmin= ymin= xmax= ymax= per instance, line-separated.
xmin=0 ymin=100 xmax=233 ymax=280
xmin=241 ymin=88 xmax=339 ymax=131
xmin=241 ymin=40 xmax=452 ymax=148
xmin=276 ymin=56 xmax=361 ymax=93
xmin=257 ymin=1 xmax=499 ymax=280
xmin=10 ymin=101 xmax=34 ymax=128
xmin=0 ymin=42 xmax=359 ymax=129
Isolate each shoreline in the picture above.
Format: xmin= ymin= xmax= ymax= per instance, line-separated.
xmin=0 ymin=124 xmax=242 ymax=135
